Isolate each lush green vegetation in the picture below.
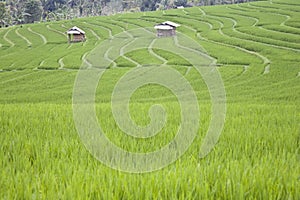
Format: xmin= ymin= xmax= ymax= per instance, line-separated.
xmin=0 ymin=0 xmax=255 ymax=27
xmin=0 ymin=0 xmax=299 ymax=199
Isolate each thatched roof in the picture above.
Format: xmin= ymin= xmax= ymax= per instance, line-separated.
xmin=154 ymin=21 xmax=180 ymax=30
xmin=67 ymin=26 xmax=85 ymax=35
xmin=154 ymin=25 xmax=174 ymax=30
xmin=161 ymin=21 xmax=180 ymax=27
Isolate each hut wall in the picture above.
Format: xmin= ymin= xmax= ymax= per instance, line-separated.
xmin=157 ymin=29 xmax=175 ymax=37
xmin=73 ymin=34 xmax=85 ymax=42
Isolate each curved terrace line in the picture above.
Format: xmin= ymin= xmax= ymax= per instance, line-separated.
xmin=204 ymin=13 xmax=300 ymax=53
xmin=192 ymin=11 xmax=271 ymax=75
xmin=3 ymin=29 xmax=15 ymax=47
xmin=148 ymin=39 xmax=168 ymax=66
xmin=223 ymin=9 xmax=259 ymax=27
xmin=81 ymin=52 xmax=93 ymax=69
xmin=0 ymin=71 xmax=40 ymax=85
xmin=46 ymin=24 xmax=67 ymax=37
xmin=206 ymin=17 xmax=272 ymax=75
xmin=15 ymin=28 xmax=32 ymax=46
xmin=119 ymin=36 xmax=141 ymax=68
xmin=88 ymin=28 xmax=101 ymax=42
xmin=27 ymin=27 xmax=47 ymax=44
xmin=140 ymin=14 xmax=263 ymax=74
xmin=58 ymin=57 xmax=65 ymax=69
xmin=83 ymin=21 xmax=113 ymax=39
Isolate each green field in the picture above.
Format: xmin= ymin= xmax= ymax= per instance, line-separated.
xmin=0 ymin=0 xmax=299 ymax=199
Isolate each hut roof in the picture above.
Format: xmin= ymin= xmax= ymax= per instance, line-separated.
xmin=154 ymin=21 xmax=181 ymax=30
xmin=161 ymin=21 xmax=180 ymax=28
xmin=154 ymin=25 xmax=174 ymax=30
xmin=67 ymin=26 xmax=85 ymax=35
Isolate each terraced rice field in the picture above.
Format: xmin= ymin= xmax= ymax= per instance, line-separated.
xmin=0 ymin=0 xmax=299 ymax=199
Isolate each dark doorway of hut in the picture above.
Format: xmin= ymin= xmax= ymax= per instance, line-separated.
xmin=67 ymin=26 xmax=86 ymax=43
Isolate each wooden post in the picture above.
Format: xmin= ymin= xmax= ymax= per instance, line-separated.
xmin=68 ymin=34 xmax=71 ymax=43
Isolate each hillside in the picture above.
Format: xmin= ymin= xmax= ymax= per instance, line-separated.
xmin=0 ymin=0 xmax=299 ymax=103
xmin=0 ymin=0 xmax=254 ymax=26
xmin=0 ymin=0 xmax=299 ymax=199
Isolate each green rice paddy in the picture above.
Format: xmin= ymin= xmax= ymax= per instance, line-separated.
xmin=0 ymin=0 xmax=299 ymax=199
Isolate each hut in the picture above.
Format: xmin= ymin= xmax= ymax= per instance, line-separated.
xmin=154 ymin=21 xmax=180 ymax=37
xmin=67 ymin=26 xmax=86 ymax=43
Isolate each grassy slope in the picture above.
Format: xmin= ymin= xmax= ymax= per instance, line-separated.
xmin=0 ymin=0 xmax=299 ymax=199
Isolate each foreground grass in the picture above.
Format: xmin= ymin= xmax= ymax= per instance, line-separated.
xmin=0 ymin=103 xmax=298 ymax=199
